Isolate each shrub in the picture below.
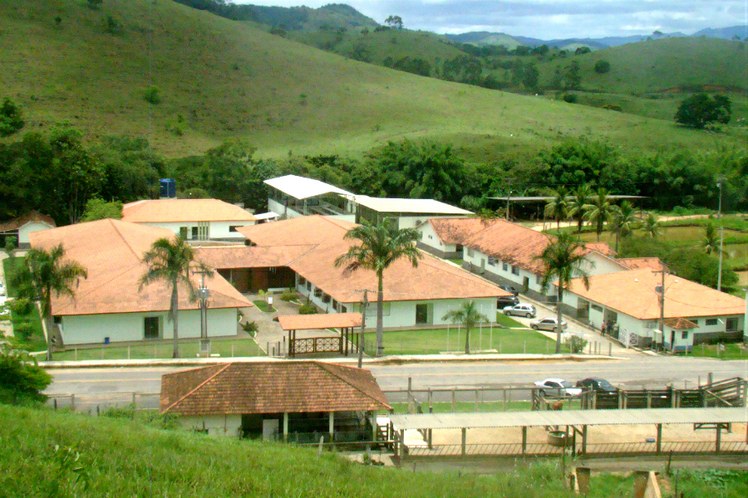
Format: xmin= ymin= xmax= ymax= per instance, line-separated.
xmin=143 ymin=85 xmax=161 ymax=105
xmin=105 ymin=15 xmax=122 ymax=34
xmin=87 ymin=0 xmax=103 ymax=9
xmin=279 ymin=289 xmax=298 ymax=302
xmin=0 ymin=343 xmax=52 ymax=404
xmin=594 ymin=60 xmax=611 ymax=74
xmin=241 ymin=320 xmax=258 ymax=335
xmin=0 ymin=98 xmax=25 ymax=137
xmin=9 ymin=298 xmax=33 ymax=316
xmin=562 ymin=93 xmax=577 ymax=103
xmin=5 ymin=236 xmax=17 ymax=256
xmin=14 ymin=323 xmax=33 ymax=341
xmin=565 ymin=335 xmax=588 ymax=353
xmin=298 ymin=302 xmax=318 ymax=315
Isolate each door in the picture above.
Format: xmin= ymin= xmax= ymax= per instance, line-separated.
xmin=144 ymin=316 xmax=160 ymax=340
xmin=262 ymin=419 xmax=279 ymax=441
xmin=415 ymin=304 xmax=429 ymax=325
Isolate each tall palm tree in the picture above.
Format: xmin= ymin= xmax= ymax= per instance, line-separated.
xmin=544 ymin=187 xmax=569 ymax=229
xmin=703 ymin=222 xmax=719 ymax=255
xmin=568 ymin=184 xmax=592 ymax=233
xmin=584 ymin=188 xmax=616 ymax=242
xmin=442 ymin=300 xmax=489 ymax=354
xmin=641 ymin=212 xmax=661 ymax=239
xmin=20 ymin=244 xmax=88 ymax=360
xmin=335 ymin=222 xmax=421 ymax=357
xmin=610 ymin=201 xmax=637 ymax=253
xmin=139 ymin=237 xmax=212 ymax=359
xmin=536 ymin=232 xmax=590 ymax=354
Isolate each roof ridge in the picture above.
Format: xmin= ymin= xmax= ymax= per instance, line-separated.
xmin=108 ymin=219 xmax=149 ymax=262
xmin=163 ymin=363 xmax=232 ymax=414
xmin=316 ymin=362 xmax=384 ymax=404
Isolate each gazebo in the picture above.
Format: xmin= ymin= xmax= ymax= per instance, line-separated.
xmin=278 ymin=313 xmax=362 ymax=357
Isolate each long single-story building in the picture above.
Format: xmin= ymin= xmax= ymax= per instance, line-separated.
xmin=417 ymin=217 xmax=501 ymax=259
xmin=121 ymin=198 xmax=257 ymax=241
xmin=160 ymin=361 xmax=391 ymax=440
xmin=29 ymin=219 xmax=251 ymax=346
xmin=353 ymin=196 xmax=472 ymax=230
xmin=461 ymin=219 xmax=624 ymax=301
xmin=0 ymin=211 xmax=56 ymax=248
xmin=560 ymin=268 xmax=746 ymax=351
xmin=264 ymin=174 xmax=356 ymax=220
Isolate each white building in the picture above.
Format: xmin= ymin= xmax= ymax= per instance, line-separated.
xmin=353 ymin=196 xmax=472 ymax=230
xmin=121 ymin=198 xmax=256 ymax=241
xmin=29 ymin=219 xmax=251 ymax=346
xmin=561 ymin=268 xmax=746 ymax=352
xmin=417 ymin=217 xmax=501 ymax=259
xmin=0 ymin=211 xmax=56 ymax=248
xmin=461 ymin=219 xmax=624 ymax=301
xmin=264 ymin=174 xmax=355 ymax=220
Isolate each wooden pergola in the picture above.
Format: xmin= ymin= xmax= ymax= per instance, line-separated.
xmin=278 ymin=313 xmax=362 ymax=358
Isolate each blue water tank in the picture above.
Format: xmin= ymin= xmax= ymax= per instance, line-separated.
xmin=159 ymin=178 xmax=176 ymax=198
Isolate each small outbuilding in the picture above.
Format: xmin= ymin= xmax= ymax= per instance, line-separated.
xmin=0 ymin=211 xmax=56 ymax=248
xmin=160 ymin=361 xmax=391 ymax=441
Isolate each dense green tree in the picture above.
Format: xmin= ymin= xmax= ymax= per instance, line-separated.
xmin=544 ymin=187 xmax=569 ymax=229
xmin=140 ymin=237 xmax=211 ymax=359
xmin=568 ymin=184 xmax=592 ymax=233
xmin=703 ymin=222 xmax=719 ymax=255
xmin=610 ymin=200 xmax=636 ymax=253
xmin=0 ymin=344 xmax=52 ymax=404
xmin=16 ymin=244 xmax=88 ymax=360
xmin=594 ymin=60 xmax=611 ymax=74
xmin=384 ymin=15 xmax=403 ymax=29
xmin=522 ymin=63 xmax=539 ymax=91
xmin=641 ymin=212 xmax=661 ymax=238
xmin=0 ymin=98 xmax=24 ymax=137
xmin=93 ymin=136 xmax=164 ymax=202
xmin=81 ymin=198 xmax=123 ymax=221
xmin=564 ymin=60 xmax=581 ymax=89
xmin=536 ymin=232 xmax=589 ymax=353
xmin=335 ymin=222 xmax=421 ymax=357
xmin=442 ymin=301 xmax=489 ymax=354
xmin=584 ymin=188 xmax=616 ymax=241
xmin=674 ymin=93 xmax=731 ymax=129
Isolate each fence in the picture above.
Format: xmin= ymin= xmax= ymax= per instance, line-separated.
xmin=47 ymin=392 xmax=161 ymax=412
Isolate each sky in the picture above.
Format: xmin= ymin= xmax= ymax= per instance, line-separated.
xmin=234 ymin=1 xmax=748 ymax=39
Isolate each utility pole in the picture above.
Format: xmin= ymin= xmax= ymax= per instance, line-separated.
xmin=505 ymin=184 xmax=512 ymax=220
xmin=717 ymin=178 xmax=724 ymax=291
xmin=358 ymin=290 xmax=368 ymax=368
xmin=655 ymin=265 xmax=668 ymax=350
xmin=193 ymin=269 xmax=211 ymax=356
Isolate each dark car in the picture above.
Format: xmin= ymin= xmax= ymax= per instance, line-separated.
xmin=497 ymin=295 xmax=519 ymax=308
xmin=576 ymin=377 xmax=617 ymax=393
xmin=499 ymin=284 xmax=519 ymax=296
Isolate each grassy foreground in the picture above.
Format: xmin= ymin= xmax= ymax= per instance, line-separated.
xmin=0 ymin=404 xmax=577 ymax=497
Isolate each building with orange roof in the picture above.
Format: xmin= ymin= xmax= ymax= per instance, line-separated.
xmin=196 ymin=216 xmax=508 ymax=330
xmin=460 ymin=219 xmax=627 ymax=301
xmin=417 ymin=217 xmax=502 ymax=259
xmin=0 ymin=211 xmax=56 ymax=248
xmin=29 ymin=219 xmax=251 ymax=346
xmin=560 ymin=269 xmax=745 ymax=352
xmin=121 ymin=198 xmax=256 ymax=241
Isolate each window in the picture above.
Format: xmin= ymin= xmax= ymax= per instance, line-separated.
xmin=229 ymin=226 xmax=240 ymax=232
xmin=144 ymin=317 xmax=160 ymax=340
xmin=726 ymin=318 xmax=738 ymax=331
xmin=298 ymin=277 xmax=306 ymax=285
xmin=535 ymin=275 xmax=542 ymax=285
xmin=511 ymin=266 xmax=520 ymax=276
xmin=179 ymin=227 xmax=188 ymax=239
xmin=681 ymin=331 xmax=688 ymax=339
xmin=591 ymin=304 xmax=603 ymax=312
xmin=314 ymin=288 xmax=323 ymax=298
xmin=705 ymin=318 xmax=718 ymax=326
xmin=467 ymin=248 xmax=474 ymax=257
xmin=306 ymin=282 xmax=311 ymax=291
xmin=502 ymin=262 xmax=508 ymax=271
xmin=191 ymin=226 xmax=199 ymax=240
xmin=488 ymin=257 xmax=497 ymax=266
xmin=691 ymin=319 xmax=698 ymax=326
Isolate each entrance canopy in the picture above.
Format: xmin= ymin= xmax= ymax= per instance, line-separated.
xmin=389 ymin=407 xmax=747 ymax=431
xmin=278 ymin=313 xmax=362 ymax=331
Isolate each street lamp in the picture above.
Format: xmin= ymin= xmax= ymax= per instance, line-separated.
xmin=717 ymin=179 xmax=724 ymax=292
xmin=193 ymin=270 xmax=211 ymax=356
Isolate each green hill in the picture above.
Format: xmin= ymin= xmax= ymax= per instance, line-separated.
xmin=1 ymin=0 xmax=745 ymax=160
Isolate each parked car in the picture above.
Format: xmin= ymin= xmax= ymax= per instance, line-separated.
xmin=576 ymin=377 xmax=617 ymax=393
xmin=534 ymin=378 xmax=582 ymax=397
xmin=497 ymin=295 xmax=519 ymax=308
xmin=499 ymin=284 xmax=519 ymax=296
xmin=502 ymin=303 xmax=536 ymax=318
xmin=530 ymin=317 xmax=567 ymax=332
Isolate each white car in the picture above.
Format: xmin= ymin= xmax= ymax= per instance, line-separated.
xmin=530 ymin=316 xmax=567 ymax=332
xmin=534 ymin=378 xmax=582 ymax=397
xmin=502 ymin=303 xmax=536 ymax=318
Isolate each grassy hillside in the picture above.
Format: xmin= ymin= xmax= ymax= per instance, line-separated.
xmin=1 ymin=0 xmax=745 ymax=160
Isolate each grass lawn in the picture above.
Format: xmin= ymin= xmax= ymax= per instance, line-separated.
xmin=364 ymin=327 xmax=568 ymax=355
xmin=685 ymin=342 xmax=747 ymax=360
xmin=494 ymin=313 xmax=526 ymax=328
xmin=53 ymin=336 xmax=265 ymax=361
xmin=2 ymin=257 xmax=48 ymax=353
xmin=252 ymin=300 xmax=276 ymax=313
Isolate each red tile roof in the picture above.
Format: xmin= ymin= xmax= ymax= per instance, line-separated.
xmin=428 ymin=217 xmax=501 ymax=245
xmin=0 ymin=211 xmax=56 ymax=232
xmin=463 ymin=219 xmax=553 ymax=274
xmin=664 ymin=317 xmax=698 ymax=330
xmin=122 ymin=199 xmax=256 ymax=223
xmin=236 ymin=216 xmax=507 ymax=303
xmin=160 ymin=362 xmax=391 ymax=415
xmin=278 ymin=313 xmax=362 ymax=331
xmin=28 ymin=219 xmax=251 ymax=316
xmin=196 ymin=245 xmax=314 ymax=269
xmin=617 ymin=257 xmax=665 ymax=271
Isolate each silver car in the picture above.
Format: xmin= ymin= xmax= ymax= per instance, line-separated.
xmin=502 ymin=303 xmax=536 ymax=318
xmin=530 ymin=317 xmax=568 ymax=331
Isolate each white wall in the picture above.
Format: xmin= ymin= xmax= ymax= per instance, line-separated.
xmin=19 ymin=222 xmax=53 ymax=245
xmin=136 ymin=221 xmax=253 ymax=240
xmin=353 ymin=298 xmax=497 ymax=328
xmin=59 ymin=308 xmax=239 ymax=345
xmin=180 ymin=414 xmax=242 ymax=437
xmin=582 ymin=252 xmax=627 ymax=276
xmin=417 ymin=222 xmax=457 ymax=254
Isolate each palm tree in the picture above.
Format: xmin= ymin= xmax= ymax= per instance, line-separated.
xmin=544 ymin=187 xmax=569 ymax=229
xmin=610 ymin=201 xmax=637 ymax=253
xmin=442 ymin=301 xmax=489 ymax=354
xmin=20 ymin=244 xmax=88 ymax=360
xmin=584 ymin=188 xmax=616 ymax=242
xmin=335 ymin=222 xmax=421 ymax=357
xmin=641 ymin=212 xmax=661 ymax=239
xmin=536 ymin=232 xmax=590 ymax=354
xmin=139 ymin=236 xmax=212 ymax=358
xmin=704 ymin=222 xmax=719 ymax=255
xmin=568 ymin=184 xmax=592 ymax=233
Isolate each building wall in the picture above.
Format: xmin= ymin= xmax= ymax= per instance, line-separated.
xmin=59 ymin=308 xmax=239 ymax=345
xmin=180 ymin=414 xmax=242 ymax=437
xmin=463 ymin=248 xmax=551 ymax=301
xmin=18 ymin=222 xmax=54 ymax=246
xmin=416 ymin=223 xmax=460 ymax=259
xmin=582 ymin=252 xmax=627 ymax=276
xmin=136 ymin=221 xmax=252 ymax=240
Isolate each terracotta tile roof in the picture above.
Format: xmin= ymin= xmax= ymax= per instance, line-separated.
xmin=586 ymin=242 xmax=615 ymax=257
xmin=617 ymin=257 xmax=666 ymax=271
xmin=196 ymin=245 xmax=315 ymax=269
xmin=122 ymin=199 xmax=256 ymax=223
xmin=0 ymin=211 xmax=56 ymax=232
xmin=160 ymin=362 xmax=391 ymax=415
xmin=237 ymin=216 xmax=508 ymax=304
xmin=664 ymin=317 xmax=698 ymax=330
xmin=278 ymin=313 xmax=362 ymax=331
xmin=463 ymin=219 xmax=553 ymax=274
xmin=28 ymin=219 xmax=251 ymax=316
xmin=566 ymin=269 xmax=746 ymax=320
xmin=428 ymin=217 xmax=501 ymax=245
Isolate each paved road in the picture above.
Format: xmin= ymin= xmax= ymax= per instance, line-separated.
xmin=45 ymin=356 xmax=748 ymax=409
